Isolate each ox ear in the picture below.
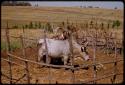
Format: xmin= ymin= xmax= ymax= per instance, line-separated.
xmin=84 ymin=41 xmax=88 ymax=47
xmin=37 ymin=39 xmax=44 ymax=47
xmin=81 ymin=47 xmax=84 ymax=52
xmin=81 ymin=47 xmax=86 ymax=52
xmin=37 ymin=42 xmax=42 ymax=47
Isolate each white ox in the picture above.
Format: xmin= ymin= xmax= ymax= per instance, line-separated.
xmin=37 ymin=38 xmax=90 ymax=65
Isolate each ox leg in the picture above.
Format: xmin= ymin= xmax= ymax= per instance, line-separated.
xmin=46 ymin=56 xmax=51 ymax=64
xmin=38 ymin=52 xmax=41 ymax=62
xmin=38 ymin=52 xmax=45 ymax=68
xmin=44 ymin=56 xmax=51 ymax=68
xmin=63 ymin=56 xmax=68 ymax=66
xmin=38 ymin=56 xmax=44 ymax=68
xmin=37 ymin=56 xmax=43 ymax=68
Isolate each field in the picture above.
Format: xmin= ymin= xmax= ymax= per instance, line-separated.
xmin=1 ymin=6 xmax=123 ymax=28
xmin=1 ymin=6 xmax=124 ymax=84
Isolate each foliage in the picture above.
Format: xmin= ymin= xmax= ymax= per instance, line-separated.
xmin=1 ymin=41 xmax=21 ymax=51
xmin=12 ymin=25 xmax=18 ymax=29
xmin=29 ymin=21 xmax=33 ymax=29
xmin=112 ymin=20 xmax=121 ymax=29
xmin=38 ymin=21 xmax=42 ymax=29
xmin=25 ymin=24 xmax=28 ymax=29
xmin=34 ymin=22 xmax=38 ymax=29
xmin=101 ymin=22 xmax=104 ymax=29
xmin=85 ymin=22 xmax=88 ymax=28
xmin=1 ymin=41 xmax=6 ymax=50
xmin=45 ymin=22 xmax=53 ymax=33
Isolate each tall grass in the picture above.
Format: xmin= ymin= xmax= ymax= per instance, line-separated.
xmin=1 ymin=40 xmax=22 ymax=51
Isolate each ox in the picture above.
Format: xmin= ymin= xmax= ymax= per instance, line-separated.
xmin=37 ymin=38 xmax=90 ymax=66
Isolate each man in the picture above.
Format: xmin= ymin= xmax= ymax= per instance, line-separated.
xmin=52 ymin=27 xmax=69 ymax=40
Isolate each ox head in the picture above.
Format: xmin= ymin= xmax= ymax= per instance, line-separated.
xmin=81 ymin=42 xmax=92 ymax=61
xmin=62 ymin=31 xmax=70 ymax=39
xmin=37 ymin=39 xmax=44 ymax=48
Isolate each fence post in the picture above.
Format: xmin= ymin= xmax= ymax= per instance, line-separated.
xmin=111 ymin=33 xmax=117 ymax=83
xmin=68 ymin=32 xmax=75 ymax=84
xmin=43 ymin=28 xmax=51 ymax=84
xmin=92 ymin=31 xmax=97 ymax=84
xmin=20 ymin=35 xmax=30 ymax=84
xmin=43 ymin=30 xmax=49 ymax=64
xmin=5 ymin=21 xmax=12 ymax=84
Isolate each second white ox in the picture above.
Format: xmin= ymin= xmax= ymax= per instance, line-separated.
xmin=37 ymin=38 xmax=90 ymax=65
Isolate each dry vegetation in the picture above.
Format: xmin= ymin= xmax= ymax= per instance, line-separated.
xmin=1 ymin=6 xmax=124 ymax=84
xmin=1 ymin=6 xmax=123 ymax=27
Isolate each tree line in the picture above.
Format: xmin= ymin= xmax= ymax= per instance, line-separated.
xmin=2 ymin=1 xmax=31 ymax=6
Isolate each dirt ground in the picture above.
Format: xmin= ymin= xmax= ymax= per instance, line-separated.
xmin=1 ymin=46 xmax=123 ymax=84
xmin=1 ymin=5 xmax=124 ymax=84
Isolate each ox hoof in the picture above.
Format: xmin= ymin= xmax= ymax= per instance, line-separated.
xmin=37 ymin=65 xmax=45 ymax=68
xmin=82 ymin=66 xmax=89 ymax=70
xmin=65 ymin=68 xmax=69 ymax=70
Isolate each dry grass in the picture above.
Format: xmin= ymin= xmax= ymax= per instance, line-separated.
xmin=1 ymin=6 xmax=123 ymax=28
xmin=1 ymin=6 xmax=124 ymax=84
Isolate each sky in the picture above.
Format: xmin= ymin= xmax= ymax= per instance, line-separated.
xmin=29 ymin=1 xmax=123 ymax=9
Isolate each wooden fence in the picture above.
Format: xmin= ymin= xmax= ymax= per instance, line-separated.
xmin=1 ymin=25 xmax=123 ymax=84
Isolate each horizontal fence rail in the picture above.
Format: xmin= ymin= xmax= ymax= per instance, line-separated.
xmin=1 ymin=34 xmax=123 ymax=46
xmin=1 ymin=24 xmax=123 ymax=84
xmin=5 ymin=53 xmax=123 ymax=70
xmin=2 ymin=55 xmax=123 ymax=84
xmin=1 ymin=58 xmax=26 ymax=68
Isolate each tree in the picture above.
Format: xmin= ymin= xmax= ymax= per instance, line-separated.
xmin=46 ymin=22 xmax=53 ymax=32
xmin=85 ymin=22 xmax=88 ymax=28
xmin=114 ymin=7 xmax=117 ymax=10
xmin=101 ymin=22 xmax=104 ymax=30
xmin=22 ymin=25 xmax=25 ymax=29
xmin=38 ymin=22 xmax=41 ymax=29
xmin=62 ymin=21 xmax=65 ymax=27
xmin=2 ymin=1 xmax=31 ymax=6
xmin=90 ymin=20 xmax=93 ymax=28
xmin=115 ymin=20 xmax=120 ymax=28
xmin=25 ymin=24 xmax=28 ymax=28
xmin=107 ymin=20 xmax=112 ymax=29
xmin=112 ymin=22 xmax=115 ymax=28
xmin=29 ymin=21 xmax=33 ymax=29
xmin=13 ymin=25 xmax=18 ymax=29
xmin=112 ymin=20 xmax=120 ymax=29
xmin=35 ymin=22 xmax=38 ymax=29
xmin=107 ymin=23 xmax=110 ymax=29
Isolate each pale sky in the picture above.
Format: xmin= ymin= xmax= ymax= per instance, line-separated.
xmin=29 ymin=1 xmax=123 ymax=9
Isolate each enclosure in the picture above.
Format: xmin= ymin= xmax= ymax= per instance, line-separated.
xmin=1 ymin=6 xmax=124 ymax=84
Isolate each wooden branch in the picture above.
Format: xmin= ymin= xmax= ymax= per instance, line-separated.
xmin=13 ymin=74 xmax=26 ymax=84
xmin=92 ymin=31 xmax=97 ymax=84
xmin=1 ymin=72 xmax=17 ymax=81
xmin=74 ymin=59 xmax=123 ymax=70
xmin=7 ymin=53 xmax=123 ymax=70
xmin=5 ymin=22 xmax=12 ymax=84
xmin=10 ymin=35 xmax=37 ymax=41
xmin=1 ymin=58 xmax=26 ymax=68
xmin=7 ymin=53 xmax=73 ymax=69
xmin=20 ymin=35 xmax=30 ymax=84
xmin=111 ymin=34 xmax=118 ymax=84
xmin=1 ymin=72 xmax=26 ymax=84
xmin=44 ymin=30 xmax=51 ymax=84
xmin=69 ymin=33 xmax=75 ymax=84
xmin=83 ymin=72 xmax=123 ymax=84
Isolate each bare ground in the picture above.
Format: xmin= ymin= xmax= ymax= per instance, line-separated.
xmin=1 ymin=46 xmax=123 ymax=84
